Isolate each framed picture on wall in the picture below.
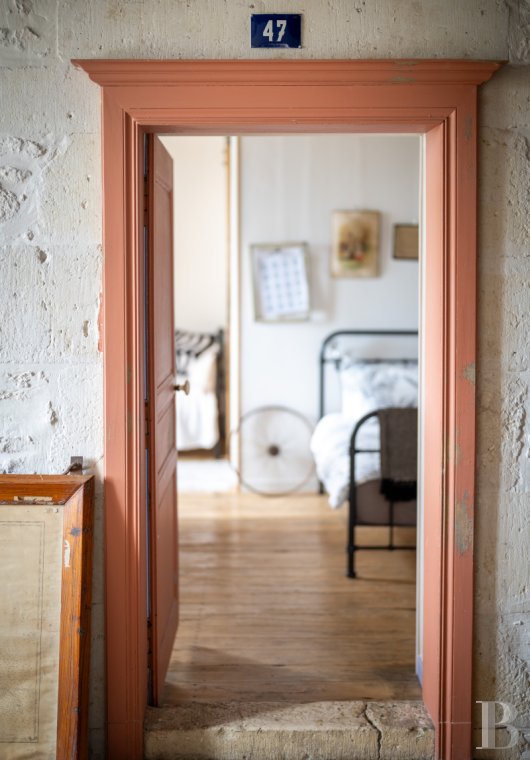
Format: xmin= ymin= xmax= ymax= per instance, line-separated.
xmin=393 ymin=224 xmax=419 ymax=260
xmin=251 ymin=242 xmax=310 ymax=322
xmin=331 ymin=210 xmax=380 ymax=278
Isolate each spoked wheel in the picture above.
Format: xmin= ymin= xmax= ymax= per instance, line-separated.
xmin=231 ymin=405 xmax=315 ymax=496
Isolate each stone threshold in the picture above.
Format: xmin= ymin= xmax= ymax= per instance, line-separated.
xmin=144 ymin=700 xmax=434 ymax=760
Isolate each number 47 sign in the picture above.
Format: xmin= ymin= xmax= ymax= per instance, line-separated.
xmin=251 ymin=14 xmax=302 ymax=48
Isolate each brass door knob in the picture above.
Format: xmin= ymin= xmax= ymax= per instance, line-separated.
xmin=174 ymin=379 xmax=190 ymax=395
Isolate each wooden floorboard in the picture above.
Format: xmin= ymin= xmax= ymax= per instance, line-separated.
xmin=162 ymin=491 xmax=420 ymax=706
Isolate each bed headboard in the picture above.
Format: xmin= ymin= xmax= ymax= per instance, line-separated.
xmin=319 ymin=329 xmax=418 ymax=421
xmin=175 ymin=328 xmax=223 ymax=369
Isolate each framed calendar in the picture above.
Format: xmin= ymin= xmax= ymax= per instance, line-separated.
xmin=251 ymin=242 xmax=310 ymax=322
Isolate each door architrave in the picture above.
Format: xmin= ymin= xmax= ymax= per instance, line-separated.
xmin=74 ymin=58 xmax=501 ymax=760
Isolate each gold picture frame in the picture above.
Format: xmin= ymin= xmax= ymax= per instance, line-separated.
xmin=393 ymin=224 xmax=419 ymax=260
xmin=331 ymin=210 xmax=380 ymax=278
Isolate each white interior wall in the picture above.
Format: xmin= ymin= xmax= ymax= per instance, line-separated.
xmin=228 ymin=137 xmax=241 ymax=470
xmin=160 ymin=136 xmax=228 ymax=333
xmin=239 ymin=134 xmax=420 ymax=486
xmin=417 ymin=136 xmax=427 ymax=684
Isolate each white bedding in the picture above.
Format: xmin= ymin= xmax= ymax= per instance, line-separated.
xmin=311 ymin=412 xmax=380 ymax=508
xmin=176 ymin=345 xmax=220 ymax=451
xmin=311 ymin=361 xmax=418 ymax=508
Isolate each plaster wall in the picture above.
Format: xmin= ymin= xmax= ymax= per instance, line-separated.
xmin=0 ymin=1 xmax=528 ymax=758
xmin=160 ymin=135 xmax=228 ymax=335
xmin=239 ymin=133 xmax=419 ymax=490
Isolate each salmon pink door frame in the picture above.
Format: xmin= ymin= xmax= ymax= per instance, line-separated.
xmin=74 ymin=59 xmax=501 ymax=760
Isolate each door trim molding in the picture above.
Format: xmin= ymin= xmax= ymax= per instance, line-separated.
xmin=73 ymin=58 xmax=501 ymax=760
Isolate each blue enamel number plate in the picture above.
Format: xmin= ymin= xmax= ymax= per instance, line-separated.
xmin=251 ymin=14 xmax=302 ymax=48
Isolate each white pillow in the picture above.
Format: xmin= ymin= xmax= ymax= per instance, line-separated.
xmin=340 ymin=361 xmax=417 ymax=418
xmin=340 ymin=365 xmax=373 ymax=419
xmin=187 ymin=345 xmax=219 ymax=394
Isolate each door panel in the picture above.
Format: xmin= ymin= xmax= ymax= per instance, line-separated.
xmin=155 ymin=397 xmax=177 ymax=475
xmin=148 ymin=135 xmax=178 ymax=704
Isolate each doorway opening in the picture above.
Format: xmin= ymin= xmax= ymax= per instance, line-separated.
xmin=155 ymin=131 xmax=423 ymax=720
xmin=73 ymin=58 xmax=501 ymax=760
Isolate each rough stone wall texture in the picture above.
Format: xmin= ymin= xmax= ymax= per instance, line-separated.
xmin=475 ymin=55 xmax=530 ymax=758
xmin=0 ymin=0 xmax=528 ymax=758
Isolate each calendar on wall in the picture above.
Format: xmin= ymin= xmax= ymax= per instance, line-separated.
xmin=251 ymin=243 xmax=310 ymax=322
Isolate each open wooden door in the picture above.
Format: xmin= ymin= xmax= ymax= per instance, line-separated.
xmin=146 ymin=135 xmax=179 ymax=704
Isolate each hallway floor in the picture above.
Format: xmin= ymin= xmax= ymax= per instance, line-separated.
xmin=162 ymin=492 xmax=420 ymax=705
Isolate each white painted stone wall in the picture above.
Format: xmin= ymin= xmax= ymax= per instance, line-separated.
xmin=0 ymin=1 xmax=527 ymax=758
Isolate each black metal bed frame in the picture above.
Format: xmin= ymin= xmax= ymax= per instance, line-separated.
xmin=347 ymin=410 xmax=417 ymax=577
xmin=318 ymin=329 xmax=418 ymax=577
xmin=175 ymin=327 xmax=226 ymax=458
xmin=318 ymin=329 xmax=419 ymax=421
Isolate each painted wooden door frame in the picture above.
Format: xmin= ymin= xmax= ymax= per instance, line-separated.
xmin=74 ymin=59 xmax=501 ymax=760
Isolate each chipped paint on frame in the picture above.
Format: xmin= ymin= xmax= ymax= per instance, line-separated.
xmin=463 ymin=362 xmax=476 ymax=385
xmin=455 ymin=491 xmax=473 ymax=555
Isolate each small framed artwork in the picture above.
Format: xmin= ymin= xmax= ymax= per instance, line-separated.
xmin=393 ymin=224 xmax=419 ymax=260
xmin=251 ymin=242 xmax=310 ymax=322
xmin=331 ymin=210 xmax=380 ymax=278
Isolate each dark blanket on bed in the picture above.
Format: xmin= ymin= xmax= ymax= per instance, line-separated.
xmin=378 ymin=407 xmax=418 ymax=502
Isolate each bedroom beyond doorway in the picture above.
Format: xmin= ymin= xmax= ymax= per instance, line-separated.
xmin=155 ymin=132 xmax=423 ymax=730
xmin=160 ymin=133 xmax=421 ymax=503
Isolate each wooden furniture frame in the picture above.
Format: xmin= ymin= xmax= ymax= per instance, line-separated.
xmin=0 ymin=474 xmax=94 ymax=760
xmin=73 ymin=59 xmax=501 ymax=760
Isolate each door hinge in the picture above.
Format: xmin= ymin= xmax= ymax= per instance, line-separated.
xmin=143 ymin=133 xmax=150 ymax=225
xmin=144 ymin=400 xmax=150 ymax=441
xmin=143 ymin=188 xmax=149 ymax=226
xmin=147 ymin=617 xmax=153 ymax=655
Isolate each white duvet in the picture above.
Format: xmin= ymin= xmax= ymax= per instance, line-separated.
xmin=311 ymin=361 xmax=418 ymax=509
xmin=176 ymin=346 xmax=220 ymax=451
xmin=310 ymin=412 xmax=380 ymax=508
xmin=177 ymin=391 xmax=219 ymax=450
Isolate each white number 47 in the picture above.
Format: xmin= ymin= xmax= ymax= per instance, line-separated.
xmin=263 ymin=19 xmax=287 ymax=42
